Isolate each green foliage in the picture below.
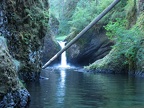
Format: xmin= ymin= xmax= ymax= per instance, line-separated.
xmin=49 ymin=0 xmax=79 ymax=36
xmin=125 ymin=0 xmax=136 ymax=14
xmin=135 ymin=13 xmax=144 ymax=33
xmin=50 ymin=0 xmax=129 ymax=40
xmin=68 ymin=0 xmax=130 ymax=33
xmin=84 ymin=0 xmax=143 ymax=72
xmin=56 ymin=35 xmax=67 ymax=41
xmin=25 ymin=6 xmax=49 ymax=28
xmin=104 ymin=18 xmax=128 ymax=39
xmin=68 ymin=0 xmax=115 ymax=31
xmin=105 ymin=18 xmax=143 ymax=67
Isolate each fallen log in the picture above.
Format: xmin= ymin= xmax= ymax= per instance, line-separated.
xmin=42 ymin=0 xmax=121 ymax=69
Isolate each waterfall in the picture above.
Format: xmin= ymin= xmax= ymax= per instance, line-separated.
xmin=58 ymin=41 xmax=69 ymax=67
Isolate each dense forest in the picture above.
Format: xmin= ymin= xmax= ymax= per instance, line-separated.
xmin=0 ymin=0 xmax=144 ymax=107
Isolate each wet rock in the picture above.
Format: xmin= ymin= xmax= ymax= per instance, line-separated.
xmin=136 ymin=39 xmax=144 ymax=75
xmin=0 ymin=89 xmax=30 ymax=108
xmin=66 ymin=27 xmax=114 ymax=65
xmin=0 ymin=36 xmax=30 ymax=107
xmin=0 ymin=0 xmax=49 ymax=81
xmin=42 ymin=32 xmax=61 ymax=65
xmin=85 ymin=49 xmax=128 ymax=74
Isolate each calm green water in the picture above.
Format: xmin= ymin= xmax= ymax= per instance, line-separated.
xmin=26 ymin=67 xmax=144 ymax=108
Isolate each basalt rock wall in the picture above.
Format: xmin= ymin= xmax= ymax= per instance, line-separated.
xmin=0 ymin=0 xmax=49 ymax=81
xmin=66 ymin=27 xmax=114 ymax=66
xmin=0 ymin=36 xmax=30 ymax=107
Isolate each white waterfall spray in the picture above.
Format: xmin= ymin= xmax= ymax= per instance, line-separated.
xmin=58 ymin=41 xmax=69 ymax=67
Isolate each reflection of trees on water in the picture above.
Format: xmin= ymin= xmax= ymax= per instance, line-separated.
xmin=63 ymin=70 xmax=108 ymax=108
xmin=27 ymin=68 xmax=144 ymax=108
xmin=56 ymin=69 xmax=66 ymax=105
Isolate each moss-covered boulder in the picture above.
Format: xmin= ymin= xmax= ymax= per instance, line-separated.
xmin=0 ymin=36 xmax=30 ymax=107
xmin=85 ymin=49 xmax=128 ymax=74
xmin=136 ymin=39 xmax=144 ymax=76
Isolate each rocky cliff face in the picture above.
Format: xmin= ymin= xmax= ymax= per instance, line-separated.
xmin=0 ymin=0 xmax=61 ymax=107
xmin=0 ymin=36 xmax=30 ymax=107
xmin=66 ymin=27 xmax=114 ymax=66
xmin=3 ymin=0 xmax=49 ymax=80
xmin=42 ymin=31 xmax=61 ymax=65
xmin=0 ymin=0 xmax=49 ymax=81
xmin=136 ymin=39 xmax=144 ymax=75
xmin=86 ymin=0 xmax=144 ymax=75
xmin=0 ymin=0 xmax=60 ymax=107
xmin=135 ymin=0 xmax=144 ymax=76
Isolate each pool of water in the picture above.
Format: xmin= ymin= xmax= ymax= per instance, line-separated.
xmin=26 ymin=67 xmax=144 ymax=108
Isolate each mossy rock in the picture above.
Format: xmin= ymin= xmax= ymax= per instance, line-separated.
xmin=2 ymin=0 xmax=49 ymax=80
xmin=85 ymin=48 xmax=128 ymax=74
xmin=0 ymin=37 xmax=30 ymax=108
xmin=136 ymin=39 xmax=144 ymax=73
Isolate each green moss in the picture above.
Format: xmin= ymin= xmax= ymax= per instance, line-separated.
xmin=5 ymin=0 xmax=49 ymax=75
xmin=85 ymin=48 xmax=127 ymax=73
xmin=135 ymin=12 xmax=144 ymax=33
xmin=136 ymin=40 xmax=144 ymax=72
xmin=85 ymin=1 xmax=143 ymax=73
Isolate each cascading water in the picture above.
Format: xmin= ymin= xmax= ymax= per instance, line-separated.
xmin=58 ymin=41 xmax=69 ymax=67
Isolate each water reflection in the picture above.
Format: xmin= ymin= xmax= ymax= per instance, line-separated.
xmin=27 ymin=68 xmax=144 ymax=108
xmin=56 ymin=69 xmax=66 ymax=104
